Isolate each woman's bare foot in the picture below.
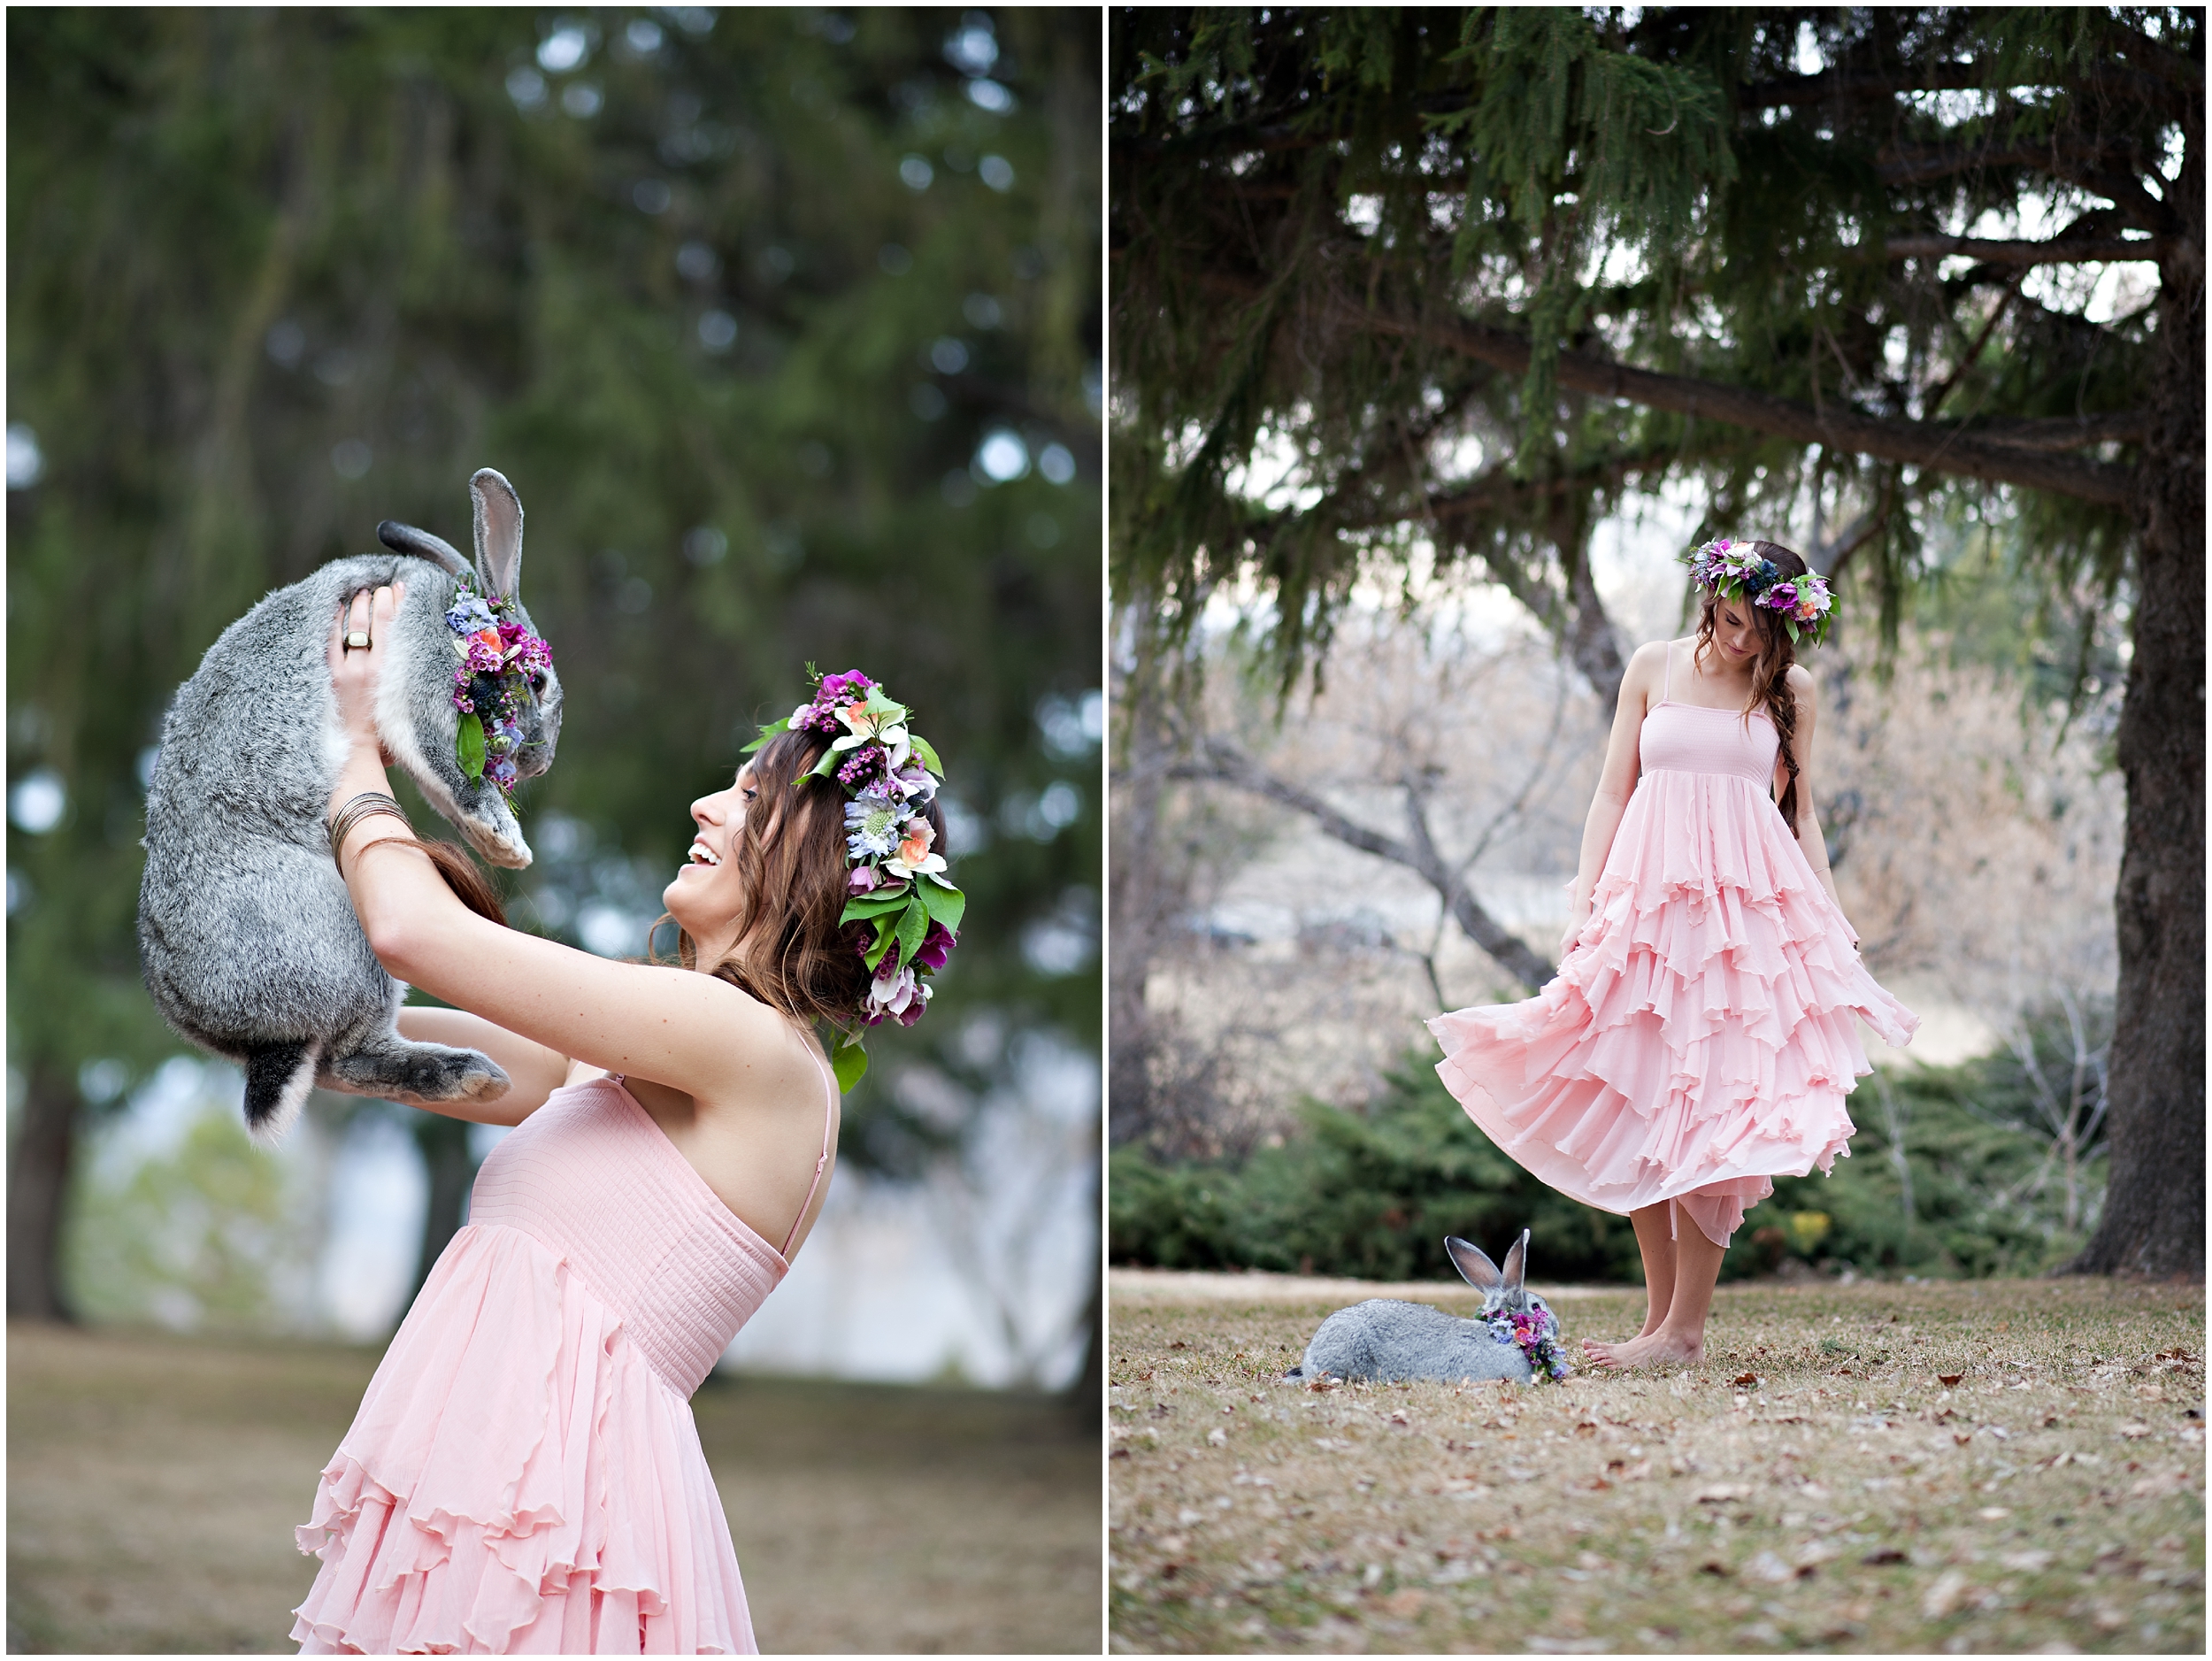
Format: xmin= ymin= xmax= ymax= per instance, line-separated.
xmin=1581 ymin=1331 xmax=1703 ymax=1371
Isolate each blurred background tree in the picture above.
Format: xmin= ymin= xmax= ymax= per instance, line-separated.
xmin=1110 ymin=5 xmax=2198 ymax=1279
xmin=8 ymin=6 xmax=1102 ymax=1376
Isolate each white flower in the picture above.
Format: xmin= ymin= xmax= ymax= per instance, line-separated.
xmin=884 ymin=817 xmax=947 ymax=880
xmin=843 ymin=795 xmax=902 ymax=860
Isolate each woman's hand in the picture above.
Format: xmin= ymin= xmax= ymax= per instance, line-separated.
xmin=1558 ymin=901 xmax=1593 ymax=958
xmin=329 ymin=582 xmax=404 ymax=761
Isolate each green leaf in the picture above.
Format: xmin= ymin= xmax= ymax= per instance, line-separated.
xmin=741 ymin=717 xmax=788 ymax=755
xmin=864 ymin=915 xmax=899 ymax=971
xmin=838 ymin=894 xmax=910 ymax=926
xmin=457 ymin=712 xmax=486 ymax=781
xmin=894 ymin=896 xmax=928 ymax=964
xmin=909 ymin=734 xmax=943 ymax=774
xmin=915 ymin=879 xmax=965 ymax=934
xmin=811 ymin=748 xmax=841 ymax=778
xmin=830 ymin=1037 xmax=869 ymax=1093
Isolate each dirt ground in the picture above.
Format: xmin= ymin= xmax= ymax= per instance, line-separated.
xmin=1108 ymin=1273 xmax=2204 ymax=1654
xmin=7 ymin=1322 xmax=1100 ymax=1654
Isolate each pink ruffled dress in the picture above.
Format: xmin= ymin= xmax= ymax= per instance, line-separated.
xmin=293 ymin=1065 xmax=835 ymax=1655
xmin=1428 ymin=640 xmax=1918 ymax=1249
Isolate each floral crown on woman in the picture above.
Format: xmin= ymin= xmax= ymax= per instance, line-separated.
xmin=1682 ymin=537 xmax=1835 ymax=647
xmin=746 ymin=668 xmax=963 ymax=1088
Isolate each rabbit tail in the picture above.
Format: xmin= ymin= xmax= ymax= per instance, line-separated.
xmin=244 ymin=1040 xmax=318 ymax=1147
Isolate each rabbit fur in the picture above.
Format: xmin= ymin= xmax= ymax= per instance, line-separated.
xmin=1284 ymin=1230 xmax=1559 ymax=1386
xmin=138 ymin=469 xmax=563 ymax=1145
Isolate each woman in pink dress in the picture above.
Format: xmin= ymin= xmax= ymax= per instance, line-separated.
xmin=294 ymin=582 xmax=961 ymax=1652
xmin=1428 ymin=539 xmax=1916 ymax=1372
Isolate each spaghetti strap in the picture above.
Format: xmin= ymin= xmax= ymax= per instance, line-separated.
xmin=781 ymin=1050 xmax=838 ymax=1260
xmin=1662 ymin=636 xmax=1675 ymax=704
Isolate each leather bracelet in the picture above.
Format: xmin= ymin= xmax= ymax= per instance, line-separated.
xmin=328 ymin=791 xmax=413 ymax=872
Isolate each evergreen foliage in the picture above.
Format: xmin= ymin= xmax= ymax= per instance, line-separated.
xmin=1110 ymin=1014 xmax=2108 ymax=1286
xmin=8 ymin=9 xmax=1100 ymax=1315
xmin=1111 ymin=7 xmax=2182 ymax=673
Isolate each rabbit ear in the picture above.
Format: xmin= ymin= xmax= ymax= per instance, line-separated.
xmin=377 ymin=520 xmax=471 ymax=578
xmin=1502 ymin=1227 xmax=1530 ymax=1295
xmin=1445 ymin=1235 xmax=1502 ymax=1296
xmin=470 ymin=468 xmax=524 ymax=600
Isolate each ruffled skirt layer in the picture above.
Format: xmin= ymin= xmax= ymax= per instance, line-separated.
xmin=1428 ymin=770 xmax=1918 ymax=1248
xmin=293 ymin=1224 xmax=754 ymax=1655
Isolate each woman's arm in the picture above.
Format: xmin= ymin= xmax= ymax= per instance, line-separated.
xmin=394 ymin=1007 xmax=571 ymax=1124
xmin=1562 ymin=641 xmax=1663 ymax=953
xmin=327 ymin=586 xmax=797 ymax=1103
xmin=1779 ymin=665 xmax=1847 ymax=914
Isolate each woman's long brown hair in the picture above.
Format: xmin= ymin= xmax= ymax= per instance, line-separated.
xmin=659 ymin=726 xmax=947 ymax=1027
xmin=1693 ymin=539 xmax=1809 ymax=835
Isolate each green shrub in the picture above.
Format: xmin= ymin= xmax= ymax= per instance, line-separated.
xmin=1112 ymin=1027 xmax=2102 ymax=1284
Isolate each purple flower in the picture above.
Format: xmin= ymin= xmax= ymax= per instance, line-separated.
xmin=913 ymin=921 xmax=956 ymax=971
xmin=818 ymin=669 xmax=876 ymax=703
xmin=837 ymin=744 xmax=888 ymax=789
xmin=849 ymin=865 xmax=881 ymax=895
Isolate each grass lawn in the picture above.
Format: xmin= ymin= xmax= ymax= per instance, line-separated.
xmin=8 ymin=1321 xmax=1099 ymax=1654
xmin=1108 ymin=1273 xmax=2202 ymax=1654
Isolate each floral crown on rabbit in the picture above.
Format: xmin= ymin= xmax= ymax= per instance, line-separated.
xmin=444 ymin=580 xmax=554 ymax=797
xmin=1682 ymin=536 xmax=1834 ymax=647
xmin=747 ymin=668 xmax=964 ymax=1086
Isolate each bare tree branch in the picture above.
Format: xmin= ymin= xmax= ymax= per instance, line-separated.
xmin=1169 ymin=737 xmax=1556 ymax=993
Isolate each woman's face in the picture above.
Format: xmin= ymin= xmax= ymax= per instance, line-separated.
xmin=664 ymin=763 xmax=758 ymax=930
xmin=1711 ymin=598 xmax=1763 ymax=664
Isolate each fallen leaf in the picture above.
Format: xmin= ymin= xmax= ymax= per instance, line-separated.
xmin=1698 ymin=1559 xmax=1732 ymax=1577
xmin=1939 ymin=1373 xmax=1964 ymax=1388
xmin=1695 ymin=1484 xmax=1753 ymax=1503
xmin=1862 ymin=1547 xmax=1909 ymax=1565
xmin=1921 ymin=1568 xmax=1970 ymax=1620
xmin=2117 ymin=1421 xmax=2153 ymax=1439
xmin=1624 ymin=1459 xmax=1654 ymax=1481
xmin=1733 ymin=1372 xmax=1759 ymax=1388
xmin=1977 ymin=1506 xmax=2010 ymax=1521
xmin=1207 ymin=1427 xmax=1227 ymax=1447
xmin=1168 ymin=1340 xmax=1189 ymax=1350
xmin=1387 ymin=1409 xmax=1409 ymax=1426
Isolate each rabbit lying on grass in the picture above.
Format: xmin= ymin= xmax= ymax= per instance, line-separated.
xmin=138 ymin=468 xmax=561 ymax=1144
xmin=1286 ymin=1229 xmax=1566 ymax=1386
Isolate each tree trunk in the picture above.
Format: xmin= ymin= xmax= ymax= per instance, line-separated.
xmin=6 ymin=1060 xmax=79 ymax=1321
xmin=1107 ymin=603 xmax=1171 ymax=1148
xmin=406 ymin=1111 xmax=478 ymax=1311
xmin=2065 ymin=148 xmax=2204 ymax=1281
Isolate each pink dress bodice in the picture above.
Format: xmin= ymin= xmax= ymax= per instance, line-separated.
xmin=1636 ymin=648 xmax=1782 ymax=789
xmin=468 ymin=1075 xmax=791 ymax=1397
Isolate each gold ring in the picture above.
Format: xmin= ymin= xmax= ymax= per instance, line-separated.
xmin=344 ymin=629 xmax=372 ymax=650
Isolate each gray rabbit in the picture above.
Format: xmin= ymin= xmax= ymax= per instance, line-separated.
xmin=1285 ymin=1230 xmax=1563 ymax=1385
xmin=138 ymin=468 xmax=562 ymax=1144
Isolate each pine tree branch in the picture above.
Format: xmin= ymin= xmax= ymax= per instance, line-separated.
xmin=1169 ymin=737 xmax=1555 ymax=994
xmin=1883 ymin=232 xmax=2164 ymax=264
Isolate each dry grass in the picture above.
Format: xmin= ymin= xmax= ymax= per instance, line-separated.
xmin=1108 ymin=1274 xmax=2203 ymax=1654
xmin=8 ymin=1322 xmax=1099 ymax=1654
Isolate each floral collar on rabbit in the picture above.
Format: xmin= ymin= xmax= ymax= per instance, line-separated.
xmin=1487 ymin=1304 xmax=1572 ymax=1381
xmin=444 ymin=579 xmax=552 ymax=798
xmin=746 ymin=667 xmax=964 ymax=1092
